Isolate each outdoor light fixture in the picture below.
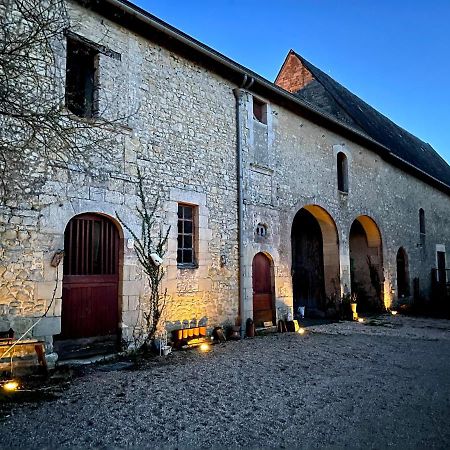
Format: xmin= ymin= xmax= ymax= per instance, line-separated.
xmin=150 ymin=253 xmax=163 ymax=266
xmin=391 ymin=310 xmax=398 ymax=316
xmin=199 ymin=343 xmax=211 ymax=352
xmin=2 ymin=380 xmax=19 ymax=392
xmin=297 ymin=328 xmax=306 ymax=335
xmin=358 ymin=318 xmax=364 ymax=323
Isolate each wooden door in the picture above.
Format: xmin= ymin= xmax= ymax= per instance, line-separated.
xmin=292 ymin=209 xmax=325 ymax=311
xmin=252 ymin=253 xmax=275 ymax=326
xmin=396 ymin=248 xmax=409 ymax=298
xmin=437 ymin=251 xmax=446 ymax=285
xmin=56 ymin=214 xmax=119 ymax=357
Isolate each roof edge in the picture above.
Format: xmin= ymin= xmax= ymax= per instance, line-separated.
xmin=76 ymin=0 xmax=450 ymax=196
xmin=274 ymin=49 xmax=296 ymax=85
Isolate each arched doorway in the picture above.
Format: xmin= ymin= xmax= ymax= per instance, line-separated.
xmin=252 ymin=252 xmax=275 ymax=327
xmin=396 ymin=247 xmax=410 ymax=299
xmin=291 ymin=206 xmax=340 ymax=315
xmin=349 ymin=216 xmax=384 ymax=311
xmin=55 ymin=213 xmax=121 ymax=358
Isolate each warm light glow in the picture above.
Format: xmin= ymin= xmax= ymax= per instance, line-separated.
xmin=358 ymin=318 xmax=364 ymax=323
xmin=297 ymin=328 xmax=306 ymax=335
xmin=3 ymin=380 xmax=19 ymax=392
xmin=199 ymin=343 xmax=211 ymax=352
xmin=391 ymin=310 xmax=398 ymax=316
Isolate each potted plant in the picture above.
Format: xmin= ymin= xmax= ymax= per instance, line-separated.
xmin=350 ymin=293 xmax=358 ymax=320
xmin=340 ymin=293 xmax=352 ymax=321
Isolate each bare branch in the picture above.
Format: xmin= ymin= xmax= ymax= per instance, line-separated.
xmin=116 ymin=169 xmax=171 ymax=347
xmin=0 ymin=0 xmax=133 ymax=206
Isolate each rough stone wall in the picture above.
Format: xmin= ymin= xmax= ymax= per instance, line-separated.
xmin=240 ymin=91 xmax=450 ymax=320
xmin=2 ymin=1 xmax=449 ymax=358
xmin=0 ymin=1 xmax=239 ymax=354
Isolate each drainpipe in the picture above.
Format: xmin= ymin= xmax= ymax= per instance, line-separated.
xmin=233 ymin=77 xmax=253 ymax=339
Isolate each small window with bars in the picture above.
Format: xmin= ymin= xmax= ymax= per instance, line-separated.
xmin=177 ymin=204 xmax=196 ymax=266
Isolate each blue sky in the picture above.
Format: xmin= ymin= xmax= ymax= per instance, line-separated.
xmin=133 ymin=0 xmax=450 ymax=164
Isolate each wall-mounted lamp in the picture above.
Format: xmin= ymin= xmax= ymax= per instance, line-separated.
xmin=150 ymin=253 xmax=163 ymax=266
xmin=50 ymin=250 xmax=64 ymax=267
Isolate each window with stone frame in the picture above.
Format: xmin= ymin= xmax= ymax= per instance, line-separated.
xmin=177 ymin=204 xmax=197 ymax=266
xmin=253 ymin=96 xmax=267 ymax=124
xmin=65 ymin=38 xmax=99 ymax=118
xmin=337 ymin=151 xmax=349 ymax=193
xmin=419 ymin=208 xmax=426 ymax=234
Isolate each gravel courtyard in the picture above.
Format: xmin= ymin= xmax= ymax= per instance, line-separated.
xmin=1 ymin=315 xmax=450 ymax=449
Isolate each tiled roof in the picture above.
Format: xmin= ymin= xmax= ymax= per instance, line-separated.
xmin=291 ymin=51 xmax=450 ymax=187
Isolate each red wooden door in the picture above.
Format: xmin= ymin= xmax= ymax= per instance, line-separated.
xmin=252 ymin=253 xmax=275 ymax=326
xmin=60 ymin=214 xmax=119 ymax=340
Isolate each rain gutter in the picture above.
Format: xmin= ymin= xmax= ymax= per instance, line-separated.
xmin=97 ymin=0 xmax=450 ymax=195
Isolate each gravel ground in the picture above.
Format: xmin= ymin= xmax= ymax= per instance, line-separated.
xmin=1 ymin=314 xmax=450 ymax=449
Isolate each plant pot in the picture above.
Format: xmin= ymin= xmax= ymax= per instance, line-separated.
xmin=298 ymin=306 xmax=305 ymax=319
xmin=350 ymin=302 xmax=358 ymax=321
xmin=246 ymin=318 xmax=255 ymax=337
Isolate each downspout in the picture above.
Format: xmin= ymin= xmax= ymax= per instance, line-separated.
xmin=233 ymin=77 xmax=254 ymax=338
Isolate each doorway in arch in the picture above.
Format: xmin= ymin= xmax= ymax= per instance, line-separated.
xmin=291 ymin=206 xmax=340 ymax=315
xmin=396 ymin=248 xmax=410 ymax=299
xmin=252 ymin=252 xmax=275 ymax=327
xmin=54 ymin=213 xmax=121 ymax=359
xmin=349 ymin=216 xmax=384 ymax=311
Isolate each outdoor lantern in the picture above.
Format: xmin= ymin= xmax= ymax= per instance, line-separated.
xmin=199 ymin=343 xmax=211 ymax=352
xmin=2 ymin=380 xmax=19 ymax=392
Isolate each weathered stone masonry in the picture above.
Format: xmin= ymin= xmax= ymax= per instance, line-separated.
xmin=1 ymin=0 xmax=239 ymax=356
xmin=1 ymin=0 xmax=449 ymax=362
xmin=240 ymin=91 xmax=450 ymax=318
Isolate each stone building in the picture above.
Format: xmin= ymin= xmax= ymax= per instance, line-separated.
xmin=241 ymin=51 xmax=450 ymax=323
xmin=1 ymin=0 xmax=449 ymax=362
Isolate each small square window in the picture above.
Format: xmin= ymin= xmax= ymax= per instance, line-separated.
xmin=253 ymin=97 xmax=267 ymax=124
xmin=177 ymin=204 xmax=197 ymax=267
xmin=65 ymin=38 xmax=98 ymax=118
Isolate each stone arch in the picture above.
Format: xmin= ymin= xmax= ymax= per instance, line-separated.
xmin=396 ymin=247 xmax=410 ymax=299
xmin=39 ymin=201 xmax=135 ymax=240
xmin=349 ymin=215 xmax=384 ymax=311
xmin=291 ymin=205 xmax=340 ymax=315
